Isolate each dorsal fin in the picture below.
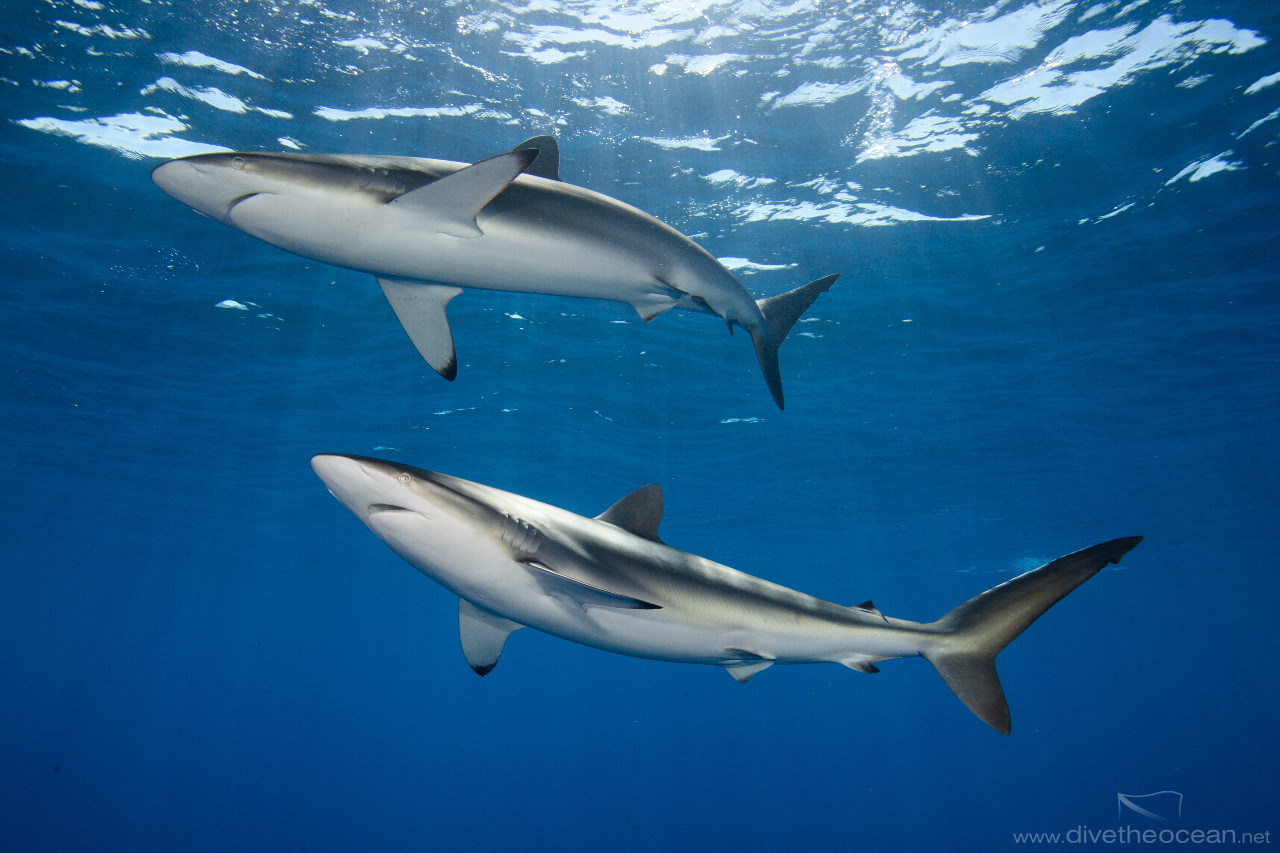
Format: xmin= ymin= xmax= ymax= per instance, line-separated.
xmin=596 ymin=484 xmax=664 ymax=543
xmin=854 ymin=600 xmax=888 ymax=623
xmin=513 ymin=135 xmax=561 ymax=180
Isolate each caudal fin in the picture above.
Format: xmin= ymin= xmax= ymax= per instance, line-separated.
xmin=924 ymin=537 xmax=1142 ymax=734
xmin=749 ymin=274 xmax=839 ymax=409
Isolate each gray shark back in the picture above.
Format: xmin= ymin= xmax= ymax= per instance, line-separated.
xmin=153 ymin=137 xmax=838 ymax=408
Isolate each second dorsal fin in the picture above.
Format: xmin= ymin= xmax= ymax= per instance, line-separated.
xmin=854 ymin=600 xmax=888 ymax=623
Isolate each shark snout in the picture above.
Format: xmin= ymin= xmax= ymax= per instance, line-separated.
xmin=152 ymin=155 xmax=262 ymax=223
xmin=311 ymin=454 xmax=456 ymax=522
xmin=311 ymin=453 xmax=393 ymax=518
xmin=310 ymin=453 xmax=364 ymax=487
xmin=151 ymin=158 xmax=203 ymax=201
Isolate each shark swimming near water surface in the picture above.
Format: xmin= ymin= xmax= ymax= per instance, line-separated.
xmin=312 ymin=453 xmax=1142 ymax=734
xmin=153 ymin=136 xmax=837 ymax=409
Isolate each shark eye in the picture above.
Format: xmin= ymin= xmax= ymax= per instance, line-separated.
xmin=231 ymin=156 xmax=246 ymax=170
xmin=397 ymin=473 xmax=412 ymax=485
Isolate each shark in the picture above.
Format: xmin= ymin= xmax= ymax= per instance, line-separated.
xmin=311 ymin=453 xmax=1142 ymax=733
xmin=152 ymin=136 xmax=837 ymax=409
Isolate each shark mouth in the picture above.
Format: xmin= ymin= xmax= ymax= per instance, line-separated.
xmin=226 ymin=192 xmax=261 ymax=216
xmin=367 ymin=503 xmax=414 ymax=515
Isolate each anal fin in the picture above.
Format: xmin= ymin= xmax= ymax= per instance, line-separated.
xmin=836 ymin=654 xmax=881 ymax=674
xmin=377 ymin=277 xmax=464 ymax=380
xmin=459 ymin=598 xmax=524 ymax=677
xmin=722 ymin=648 xmax=776 ymax=684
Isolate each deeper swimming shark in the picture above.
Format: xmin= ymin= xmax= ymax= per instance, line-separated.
xmin=311 ymin=453 xmax=1142 ymax=733
xmin=152 ymin=136 xmax=837 ymax=409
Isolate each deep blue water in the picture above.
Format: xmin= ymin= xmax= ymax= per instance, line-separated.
xmin=3 ymin=1 xmax=1279 ymax=850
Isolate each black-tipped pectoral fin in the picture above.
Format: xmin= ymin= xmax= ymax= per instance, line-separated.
xmin=459 ymin=599 xmax=525 ymax=676
xmin=377 ymin=277 xmax=464 ymax=380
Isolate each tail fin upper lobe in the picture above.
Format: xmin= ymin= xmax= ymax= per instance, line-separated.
xmin=924 ymin=537 xmax=1143 ymax=734
xmin=750 ymin=274 xmax=839 ymax=409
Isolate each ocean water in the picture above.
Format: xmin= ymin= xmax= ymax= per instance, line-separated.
xmin=3 ymin=0 xmax=1279 ymax=850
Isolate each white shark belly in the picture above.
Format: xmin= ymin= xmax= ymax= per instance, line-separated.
xmin=363 ymin=507 xmax=842 ymax=665
xmin=228 ymin=189 xmax=682 ymax=310
xmin=155 ymin=142 xmax=838 ymax=407
xmin=524 ymin=601 xmax=930 ymax=670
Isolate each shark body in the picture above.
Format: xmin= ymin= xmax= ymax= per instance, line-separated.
xmin=312 ymin=453 xmax=1141 ymax=733
xmin=153 ymin=136 xmax=836 ymax=408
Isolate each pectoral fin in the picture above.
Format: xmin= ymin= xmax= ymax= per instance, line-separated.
xmin=377 ymin=277 xmax=464 ymax=380
xmin=518 ymin=560 xmax=660 ymax=611
xmin=390 ymin=149 xmax=537 ymax=238
xmin=458 ymin=599 xmax=524 ymax=676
